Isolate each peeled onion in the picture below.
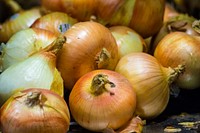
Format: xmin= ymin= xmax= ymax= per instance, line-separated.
xmin=0 ymin=28 xmax=57 ymax=71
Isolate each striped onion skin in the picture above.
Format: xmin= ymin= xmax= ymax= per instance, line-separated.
xmin=115 ymin=52 xmax=184 ymax=119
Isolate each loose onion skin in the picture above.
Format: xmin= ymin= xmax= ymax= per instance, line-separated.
xmin=31 ymin=12 xmax=78 ymax=35
xmin=41 ymin=0 xmax=165 ymax=38
xmin=109 ymin=26 xmax=147 ymax=58
xmin=0 ymin=8 xmax=42 ymax=43
xmin=0 ymin=88 xmax=70 ymax=133
xmin=57 ymin=21 xmax=119 ymax=90
xmin=69 ymin=69 xmax=136 ymax=132
xmin=154 ymin=32 xmax=200 ymax=90
xmin=115 ymin=52 xmax=184 ymax=119
xmin=1 ymin=28 xmax=57 ymax=71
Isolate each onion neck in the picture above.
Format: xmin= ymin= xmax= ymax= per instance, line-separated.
xmin=95 ymin=48 xmax=111 ymax=69
xmin=90 ymin=74 xmax=115 ymax=96
xmin=40 ymin=35 xmax=66 ymax=55
xmin=24 ymin=91 xmax=46 ymax=107
xmin=167 ymin=65 xmax=185 ymax=84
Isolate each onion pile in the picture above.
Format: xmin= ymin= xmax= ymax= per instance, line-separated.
xmin=41 ymin=0 xmax=165 ymax=38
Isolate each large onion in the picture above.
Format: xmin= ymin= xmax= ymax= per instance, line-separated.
xmin=115 ymin=52 xmax=184 ymax=119
xmin=0 ymin=88 xmax=70 ymax=133
xmin=57 ymin=21 xmax=119 ymax=90
xmin=69 ymin=69 xmax=137 ymax=132
xmin=154 ymin=32 xmax=200 ymax=90
xmin=41 ymin=0 xmax=165 ymax=38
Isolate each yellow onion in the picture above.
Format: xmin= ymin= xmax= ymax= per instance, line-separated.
xmin=0 ymin=88 xmax=70 ymax=133
xmin=150 ymin=14 xmax=199 ymax=54
xmin=0 ymin=36 xmax=66 ymax=106
xmin=154 ymin=32 xmax=200 ymax=90
xmin=0 ymin=7 xmax=42 ymax=43
xmin=57 ymin=21 xmax=119 ymax=90
xmin=109 ymin=25 xmax=147 ymax=58
xmin=0 ymin=28 xmax=57 ymax=71
xmin=69 ymin=69 xmax=137 ymax=132
xmin=115 ymin=52 xmax=184 ymax=119
xmin=31 ymin=12 xmax=78 ymax=35
xmin=41 ymin=0 xmax=165 ymax=38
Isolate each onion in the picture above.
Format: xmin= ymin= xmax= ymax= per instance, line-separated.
xmin=0 ymin=7 xmax=42 ymax=43
xmin=109 ymin=26 xmax=147 ymax=58
xmin=154 ymin=32 xmax=200 ymax=90
xmin=41 ymin=0 xmax=165 ymax=38
xmin=150 ymin=14 xmax=199 ymax=54
xmin=31 ymin=12 xmax=78 ymax=35
xmin=0 ymin=35 xmax=66 ymax=106
xmin=0 ymin=28 xmax=57 ymax=71
xmin=0 ymin=88 xmax=70 ymax=133
xmin=115 ymin=52 xmax=184 ymax=119
xmin=57 ymin=21 xmax=119 ymax=90
xmin=69 ymin=69 xmax=137 ymax=132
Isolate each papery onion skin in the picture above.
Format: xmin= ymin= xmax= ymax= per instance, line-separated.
xmin=41 ymin=0 xmax=165 ymax=38
xmin=109 ymin=26 xmax=147 ymax=58
xmin=115 ymin=52 xmax=182 ymax=119
xmin=1 ymin=28 xmax=57 ymax=71
xmin=69 ymin=69 xmax=136 ymax=132
xmin=0 ymin=88 xmax=70 ymax=133
xmin=0 ymin=36 xmax=66 ymax=106
xmin=0 ymin=8 xmax=42 ymax=43
xmin=57 ymin=21 xmax=119 ymax=90
xmin=154 ymin=32 xmax=200 ymax=90
xmin=31 ymin=12 xmax=78 ymax=35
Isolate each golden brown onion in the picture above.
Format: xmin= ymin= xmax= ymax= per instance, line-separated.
xmin=154 ymin=32 xmax=200 ymax=90
xmin=115 ymin=52 xmax=184 ymax=119
xmin=69 ymin=69 xmax=136 ymax=132
xmin=0 ymin=88 xmax=70 ymax=133
xmin=57 ymin=21 xmax=119 ymax=90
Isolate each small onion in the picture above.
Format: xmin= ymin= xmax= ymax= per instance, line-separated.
xmin=0 ymin=88 xmax=70 ymax=133
xmin=115 ymin=52 xmax=184 ymax=119
xmin=57 ymin=21 xmax=119 ymax=90
xmin=0 ymin=28 xmax=57 ymax=71
xmin=69 ymin=69 xmax=137 ymax=132
xmin=0 ymin=7 xmax=42 ymax=43
xmin=31 ymin=12 xmax=78 ymax=35
xmin=109 ymin=26 xmax=147 ymax=58
xmin=0 ymin=36 xmax=66 ymax=106
xmin=154 ymin=32 xmax=200 ymax=90
xmin=163 ymin=2 xmax=179 ymax=23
